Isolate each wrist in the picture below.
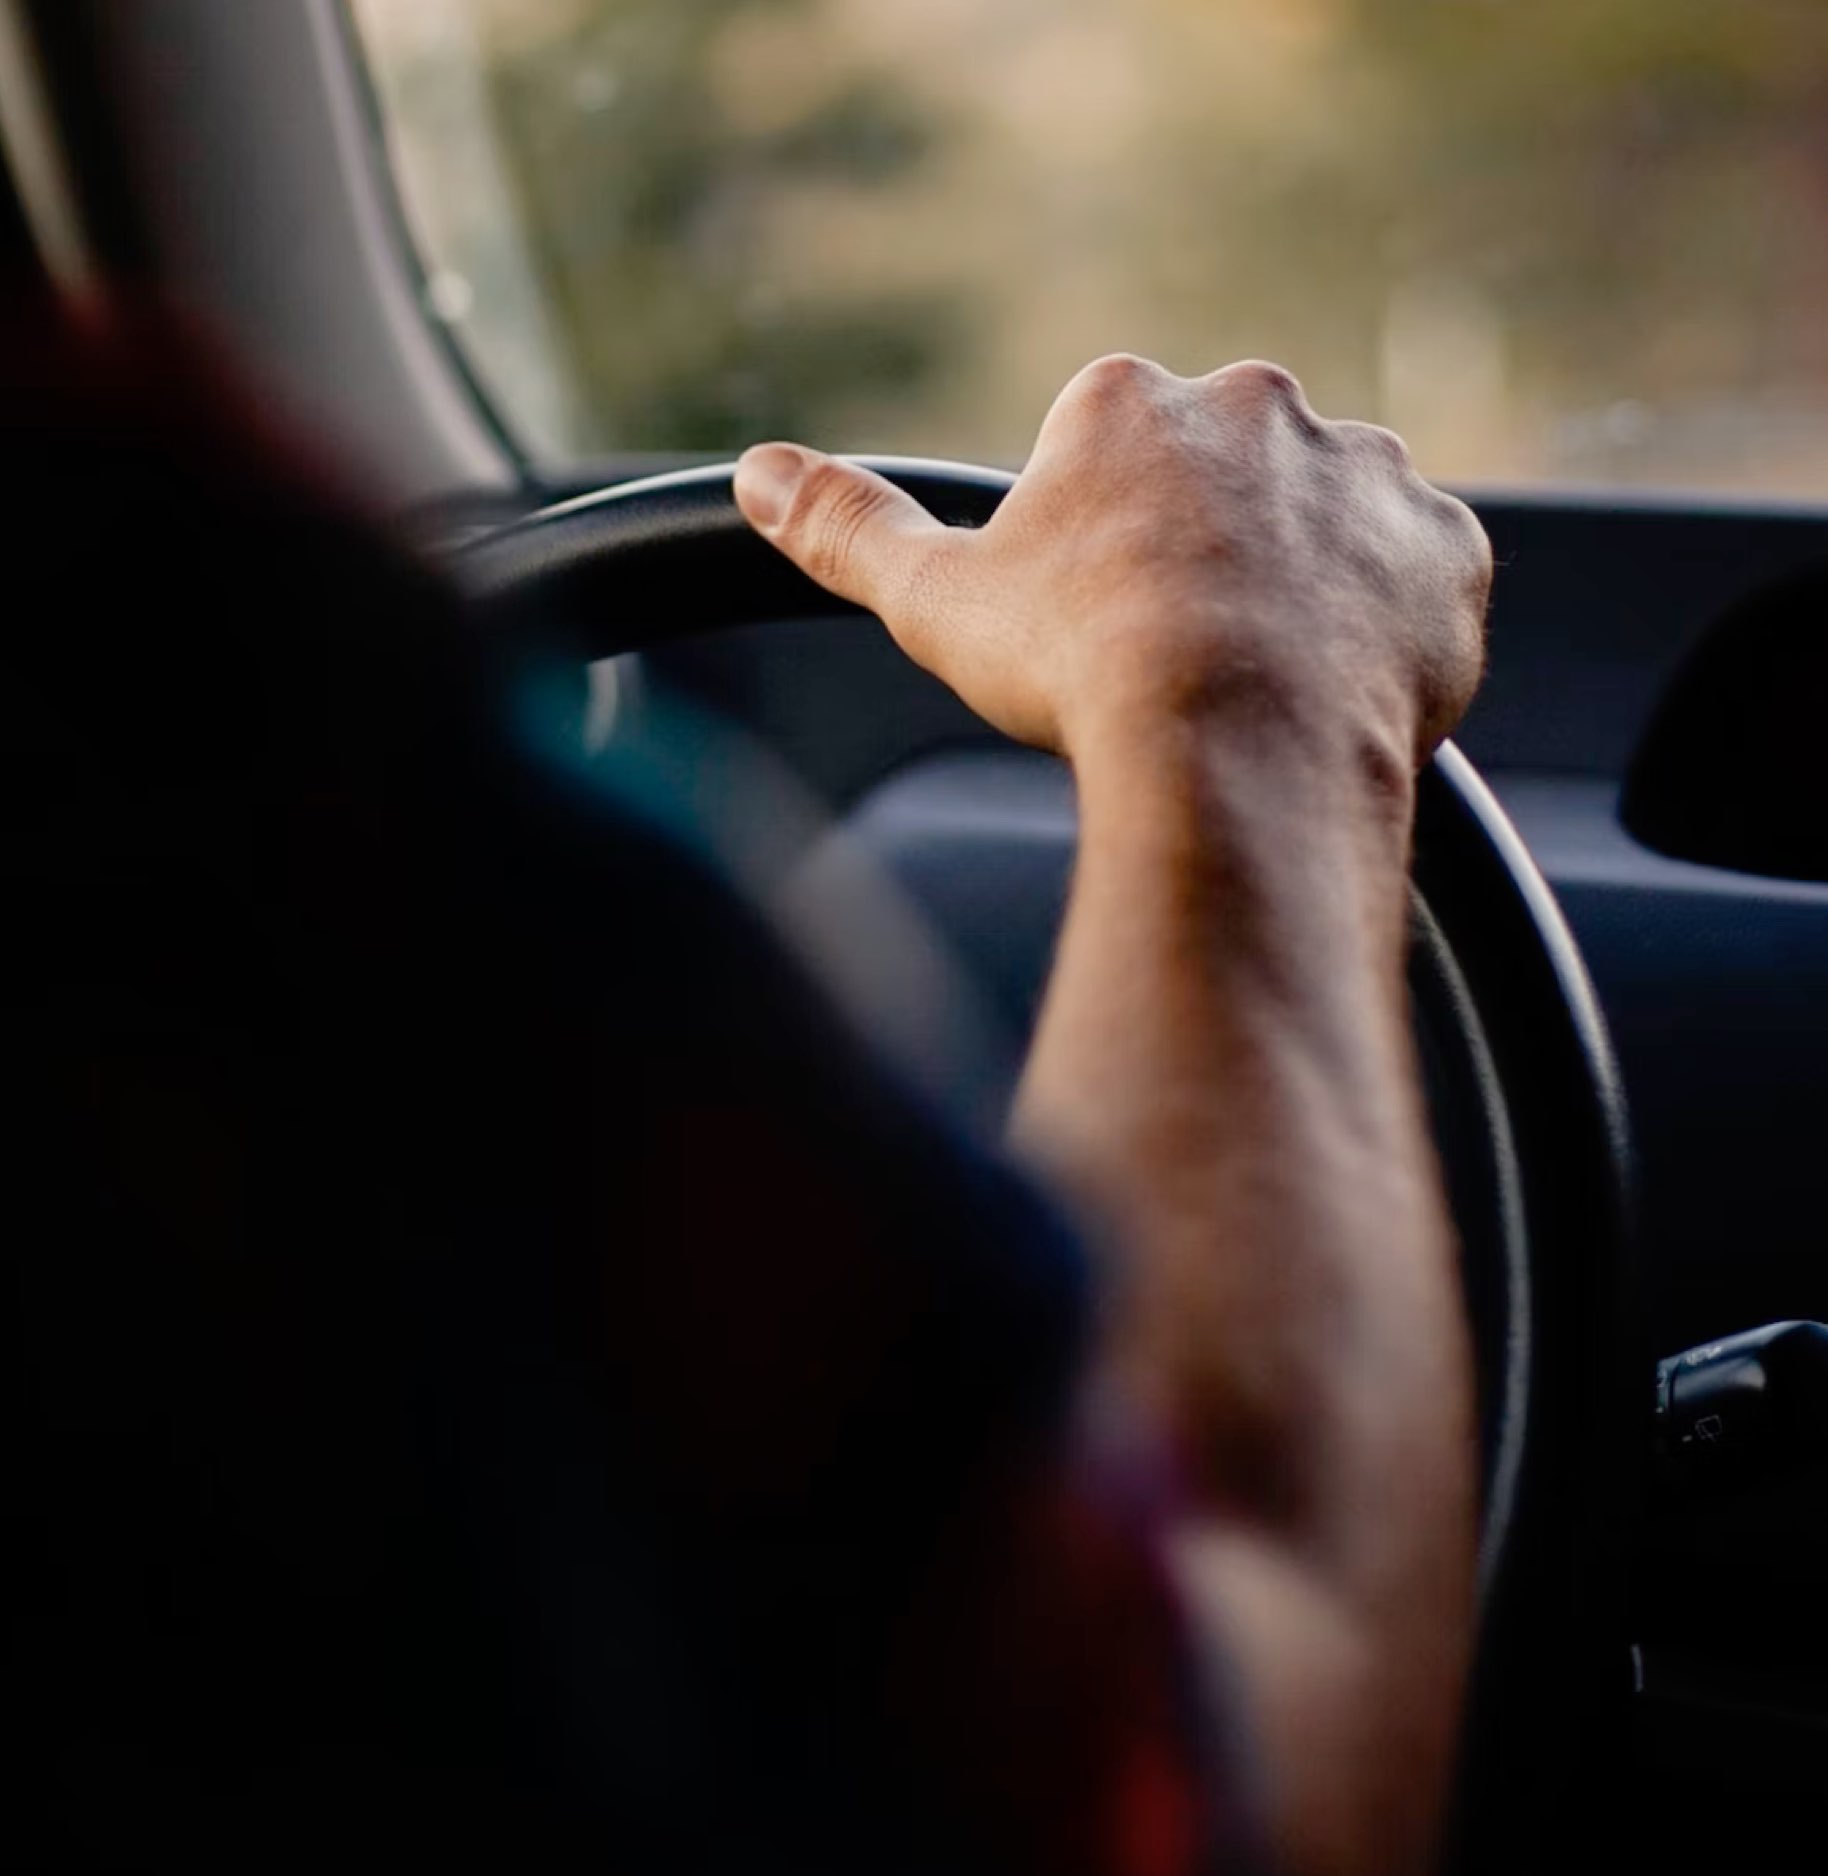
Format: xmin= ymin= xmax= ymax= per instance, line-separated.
xmin=1068 ymin=664 xmax=1419 ymax=872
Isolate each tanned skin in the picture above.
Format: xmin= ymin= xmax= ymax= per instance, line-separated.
xmin=734 ymin=355 xmax=1492 ymax=1876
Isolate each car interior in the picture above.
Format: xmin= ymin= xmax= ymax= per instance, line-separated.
xmin=5 ymin=2 xmax=1825 ymax=1867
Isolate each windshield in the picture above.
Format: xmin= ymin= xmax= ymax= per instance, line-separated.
xmin=350 ymin=0 xmax=1828 ymax=496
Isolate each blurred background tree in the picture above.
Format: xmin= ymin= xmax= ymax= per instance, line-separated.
xmin=357 ymin=0 xmax=963 ymax=456
xmin=354 ymin=0 xmax=1828 ymax=493
xmin=478 ymin=0 xmax=957 ymax=449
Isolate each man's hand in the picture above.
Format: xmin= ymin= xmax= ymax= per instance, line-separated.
xmin=732 ymin=354 xmax=1487 ymax=774
xmin=737 ymin=358 xmax=1492 ymax=1876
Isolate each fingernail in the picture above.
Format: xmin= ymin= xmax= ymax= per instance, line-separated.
xmin=735 ymin=443 xmax=814 ymax=532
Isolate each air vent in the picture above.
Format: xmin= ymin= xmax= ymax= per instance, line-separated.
xmin=1621 ymin=563 xmax=1828 ymax=884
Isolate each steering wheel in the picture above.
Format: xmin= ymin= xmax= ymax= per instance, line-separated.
xmin=452 ymin=458 xmax=1637 ymax=1871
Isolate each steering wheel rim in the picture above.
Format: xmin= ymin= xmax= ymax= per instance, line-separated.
xmin=452 ymin=457 xmax=1638 ymax=1871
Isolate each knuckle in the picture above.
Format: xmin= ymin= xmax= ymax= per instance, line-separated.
xmin=1438 ymin=489 xmax=1494 ymax=584
xmin=796 ymin=463 xmax=887 ymax=584
xmin=1068 ymin=351 xmax=1166 ymax=405
xmin=1345 ymin=420 xmax=1414 ymax=468
xmin=1216 ymin=358 xmax=1307 ymax=409
xmin=1469 ymin=520 xmax=1496 ymax=588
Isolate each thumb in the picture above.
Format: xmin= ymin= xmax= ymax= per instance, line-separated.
xmin=734 ymin=444 xmax=959 ymax=620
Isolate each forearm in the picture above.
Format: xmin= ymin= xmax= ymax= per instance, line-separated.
xmin=734 ymin=350 xmax=1492 ymax=1874
xmin=1014 ymin=693 xmax=1476 ymax=1874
